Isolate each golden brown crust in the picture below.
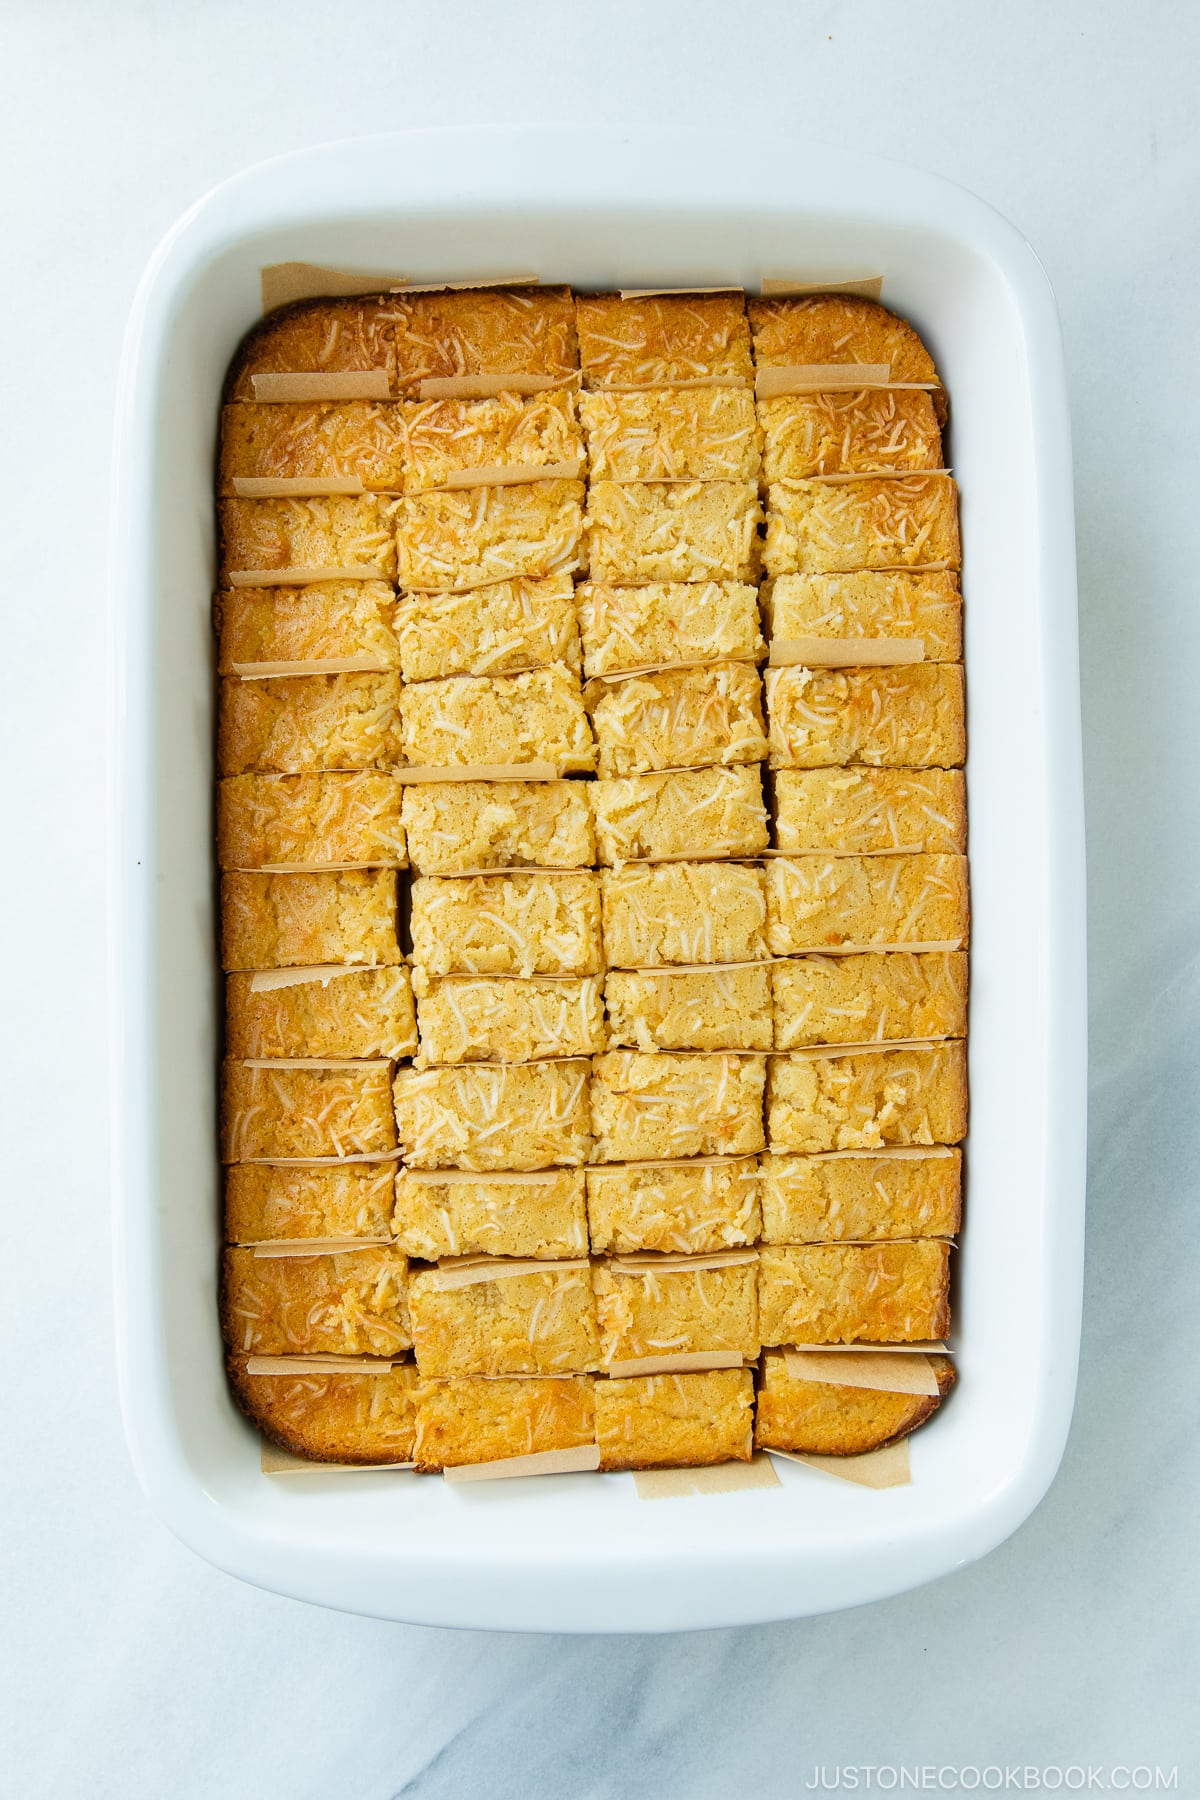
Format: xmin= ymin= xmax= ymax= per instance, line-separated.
xmin=224 ymin=1162 xmax=398 ymax=1243
xmin=224 ymin=967 xmax=417 ymax=1060
xmin=217 ymin=772 xmax=406 ymax=868
xmin=391 ymin=287 xmax=578 ymax=397
xmin=577 ymin=580 xmax=764 ymax=678
xmin=214 ymin=582 xmax=400 ymax=673
xmin=605 ymin=966 xmax=774 ymax=1053
xmin=771 ymin=952 xmax=967 ymax=1048
xmin=401 ymin=780 xmax=594 ymax=873
xmin=218 ymin=402 xmax=408 ymax=492
xmin=410 ymin=871 xmax=602 ymax=977
xmin=225 ymin=289 xmax=580 ymax=404
xmin=766 ymin=1043 xmax=968 ymax=1153
xmin=753 ymin=1349 xmax=955 ymax=1454
xmin=765 ymin=854 xmax=969 ymax=953
xmin=395 ymin=575 xmax=580 ymax=680
xmin=398 ymin=389 xmax=583 ymax=490
xmin=601 ymin=861 xmax=768 ymax=967
xmin=747 ymin=295 xmax=938 ymax=385
xmin=216 ymin=285 xmax=967 ymax=1472
xmin=595 ymin=1368 xmax=755 ymax=1470
xmin=579 ymin=387 xmax=760 ymax=481
xmin=396 ymin=480 xmax=585 ymax=591
xmin=393 ymin=1170 xmax=589 ymax=1261
xmin=586 ymin=1162 xmax=761 ymax=1255
xmin=413 ymin=1374 xmax=595 ymax=1470
xmin=584 ymin=481 xmax=761 ymax=585
xmin=220 ymin=1058 xmax=397 ymax=1162
xmin=392 ymin=1060 xmax=593 ymax=1170
xmin=593 ymin=1259 xmax=759 ymax=1367
xmin=219 ymin=496 xmax=399 ymax=581
xmin=218 ymin=673 xmax=404 ymax=776
xmin=762 ymin=570 xmax=962 ymax=664
xmin=592 ymin=765 xmax=768 ymax=865
xmin=757 ymin=1241 xmax=952 ymax=1345
xmin=577 ymin=292 xmax=752 ymax=389
xmin=758 ymin=389 xmax=942 ymax=479
xmin=220 ymin=869 xmax=400 ymax=971
xmin=764 ymin=476 xmax=960 ymax=577
xmin=225 ymin=297 xmax=401 ymax=402
xmin=757 ymin=1149 xmax=962 ymax=1244
xmin=413 ymin=972 xmax=606 ymax=1066
xmin=228 ymin=1357 xmax=420 ymax=1465
xmin=221 ymin=1246 xmax=411 ymax=1357
xmin=771 ymin=768 xmax=967 ymax=855
xmin=766 ymin=664 xmax=966 ymax=771
xmin=587 ymin=663 xmax=768 ymax=777
xmin=590 ymin=1051 xmax=766 ymax=1162
xmin=399 ymin=667 xmax=594 ymax=770
xmin=407 ymin=1264 xmax=599 ymax=1376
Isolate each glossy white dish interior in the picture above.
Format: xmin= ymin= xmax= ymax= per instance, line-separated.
xmin=109 ymin=125 xmax=1086 ymax=1633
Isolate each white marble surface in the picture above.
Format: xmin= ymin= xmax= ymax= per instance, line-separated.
xmin=2 ymin=2 xmax=1197 ymax=1792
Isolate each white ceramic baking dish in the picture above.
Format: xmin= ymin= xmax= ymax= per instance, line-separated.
xmin=109 ymin=125 xmax=1085 ymax=1632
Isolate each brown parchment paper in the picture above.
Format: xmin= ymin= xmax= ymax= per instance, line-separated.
xmin=634 ymin=1455 xmax=781 ymax=1500
xmin=770 ymin=1440 xmax=912 ymax=1489
xmin=759 ymin=276 xmax=885 ymax=300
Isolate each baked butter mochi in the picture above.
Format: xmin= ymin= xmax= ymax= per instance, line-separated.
xmin=754 ymin=1349 xmax=955 ymax=1455
xmin=217 ymin=284 xmax=967 ymax=1474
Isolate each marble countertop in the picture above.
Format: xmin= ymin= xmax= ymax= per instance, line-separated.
xmin=3 ymin=1 xmax=1195 ymax=1793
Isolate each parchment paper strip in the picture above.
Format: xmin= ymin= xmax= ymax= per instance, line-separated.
xmin=251 ymin=1237 xmax=394 ymax=1258
xmin=617 ymin=287 xmax=742 ymax=299
xmin=442 ymin=1444 xmax=600 ymax=1482
xmin=782 ymin=1348 xmax=940 ymax=1396
xmin=592 ymin=655 xmax=760 ymax=682
xmin=230 ymin=477 xmax=367 ymax=497
xmin=232 ymin=657 xmax=392 ymax=678
xmin=601 ymin=1350 xmax=747 ymax=1379
xmin=776 ymin=1037 xmax=952 ymax=1060
xmin=248 ymin=965 xmax=367 ymax=992
xmin=430 ymin=1256 xmax=591 ymax=1291
xmin=811 ymin=470 xmax=950 ymax=485
xmin=245 ymin=1355 xmax=401 ymax=1375
xmin=759 ymin=276 xmax=885 ymax=300
xmin=796 ymin=1149 xmax=956 ymax=1165
xmin=399 ymin=1168 xmax=571 ymax=1185
xmin=756 ymin=363 xmax=891 ymax=397
xmin=249 ymin=373 xmax=392 ymax=402
xmin=239 ymin=1057 xmax=392 ymax=1070
xmin=247 ymin=861 xmax=402 ymax=874
xmin=633 ymin=1455 xmax=781 ymax=1499
xmin=227 ymin=565 xmax=388 ymax=586
xmin=769 ymin=636 xmax=925 ymax=667
xmin=260 ymin=263 xmax=407 ymax=311
xmin=770 ymin=1440 xmax=912 ymax=1488
xmin=418 ymin=865 xmax=591 ymax=879
xmin=584 ymin=1155 xmax=759 ymax=1171
xmin=240 ymin=1150 xmax=403 ymax=1167
xmin=610 ymin=1249 xmax=758 ymax=1272
xmin=418 ymin=373 xmax=573 ymax=401
xmin=763 ymin=940 xmax=963 ymax=956
xmin=395 ymin=762 xmax=562 ymax=783
xmin=435 ymin=460 xmax=583 ymax=490
xmin=786 ymin=1339 xmax=950 ymax=1355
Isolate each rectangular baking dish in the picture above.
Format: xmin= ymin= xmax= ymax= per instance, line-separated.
xmin=109 ymin=125 xmax=1085 ymax=1632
